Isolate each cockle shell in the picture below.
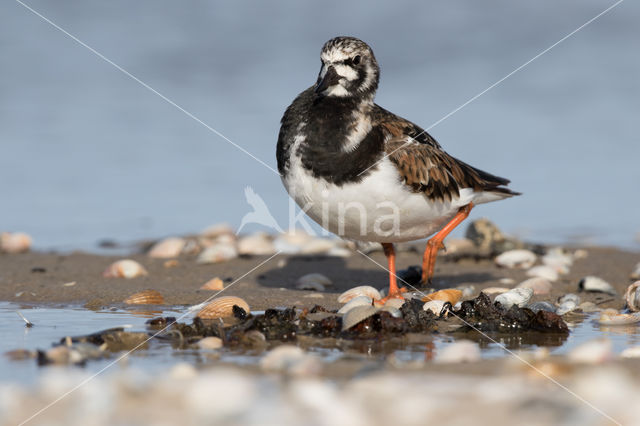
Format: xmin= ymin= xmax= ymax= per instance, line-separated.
xmin=0 ymin=232 xmax=32 ymax=253
xmin=103 ymin=259 xmax=148 ymax=279
xmin=597 ymin=309 xmax=640 ymax=326
xmin=200 ymin=277 xmax=225 ymax=291
xmin=517 ymin=277 xmax=552 ymax=295
xmin=421 ymin=289 xmax=462 ymax=305
xmin=237 ymin=233 xmax=276 ymax=256
xmin=295 ymin=273 xmax=332 ymax=291
xmin=124 ymin=289 xmax=164 ymax=305
xmin=624 ymin=281 xmax=640 ymax=311
xmin=148 ymin=237 xmax=186 ymax=258
xmin=494 ymin=288 xmax=533 ymax=310
xmin=495 ymin=249 xmax=537 ymax=269
xmin=423 ymin=300 xmax=451 ymax=317
xmin=341 ymin=305 xmax=379 ymax=330
xmin=337 ymin=286 xmax=381 ymax=303
xmin=337 ymin=296 xmax=372 ymax=314
xmin=196 ymin=296 xmax=250 ymax=319
xmin=526 ymin=265 xmax=559 ymax=282
xmin=197 ymin=243 xmax=238 ymax=264
xmin=578 ymin=276 xmax=616 ymax=295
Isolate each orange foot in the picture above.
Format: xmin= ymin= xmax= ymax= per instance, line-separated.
xmin=374 ymin=242 xmax=408 ymax=307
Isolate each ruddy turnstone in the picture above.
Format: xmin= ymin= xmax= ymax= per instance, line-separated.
xmin=277 ymin=36 xmax=519 ymax=303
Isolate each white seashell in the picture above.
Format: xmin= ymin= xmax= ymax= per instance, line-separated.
xmin=480 ymin=287 xmax=510 ymax=296
xmin=494 ymin=288 xmax=533 ymax=310
xmin=201 ymin=223 xmax=234 ymax=238
xmin=517 ymin=277 xmax=552 ymax=295
xmin=436 ymin=340 xmax=481 ymax=363
xmin=103 ymin=259 xmax=148 ymax=279
xmin=526 ymin=265 xmax=559 ymax=282
xmin=337 ymin=296 xmax=372 ymax=314
xmin=0 ymin=232 xmax=32 ymax=253
xmin=337 ymin=286 xmax=381 ymax=303
xmin=300 ymin=238 xmax=337 ymax=254
xmin=631 ymin=263 xmax=640 ymax=281
xmin=197 ymin=337 xmax=223 ymax=350
xmin=444 ymin=238 xmax=475 ymax=253
xmin=556 ymin=301 xmax=578 ymax=316
xmin=237 ymin=233 xmax=275 ymax=256
xmin=567 ymin=338 xmax=613 ymax=364
xmin=295 ymin=273 xmax=332 ymax=291
xmin=422 ymin=300 xmax=450 ymax=317
xmin=578 ymin=276 xmax=616 ymax=295
xmin=624 ymin=281 xmax=640 ymax=311
xmin=342 ymin=305 xmax=379 ymax=330
xmin=383 ymin=298 xmax=406 ymax=309
xmin=578 ymin=302 xmax=599 ymax=313
xmin=558 ymin=293 xmax=580 ymax=305
xmin=457 ymin=285 xmax=476 ymax=298
xmin=498 ymin=278 xmax=515 ymax=285
xmin=381 ymin=306 xmax=402 ymax=318
xmin=620 ymin=346 xmax=640 ymax=359
xmin=197 ymin=296 xmax=250 ymax=319
xmin=541 ymin=248 xmax=573 ymax=273
xmin=573 ymin=249 xmax=589 ymax=259
xmin=597 ymin=309 xmax=640 ymax=326
xmin=260 ymin=345 xmax=321 ymax=376
xmin=326 ymin=246 xmax=352 ymax=257
xmin=495 ymin=249 xmax=537 ymax=269
xmin=170 ymin=363 xmax=198 ymax=379
xmin=148 ymin=237 xmax=186 ymax=258
xmin=527 ymin=301 xmax=556 ymax=313
xmin=197 ymin=243 xmax=238 ymax=264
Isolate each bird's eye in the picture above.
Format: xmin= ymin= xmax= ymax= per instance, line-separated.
xmin=353 ymin=55 xmax=361 ymax=65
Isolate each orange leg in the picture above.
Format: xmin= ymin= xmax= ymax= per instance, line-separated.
xmin=375 ymin=243 xmax=406 ymax=306
xmin=421 ymin=202 xmax=474 ymax=284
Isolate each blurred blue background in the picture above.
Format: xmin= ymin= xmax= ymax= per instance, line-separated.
xmin=1 ymin=0 xmax=638 ymax=250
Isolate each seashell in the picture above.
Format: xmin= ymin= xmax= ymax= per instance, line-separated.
xmin=517 ymin=277 xmax=552 ymax=295
xmin=383 ymin=298 xmax=406 ymax=309
xmin=260 ymin=345 xmax=321 ymax=376
xmin=381 ymin=306 xmax=402 ymax=318
xmin=341 ymin=305 xmax=379 ymax=330
xmin=237 ymin=233 xmax=276 ymax=256
xmin=103 ymin=259 xmax=148 ymax=279
xmin=300 ymin=238 xmax=337 ymax=254
xmin=197 ymin=296 xmax=250 ymax=319
xmin=436 ymin=339 xmax=481 ymax=363
xmin=631 ymin=263 xmax=640 ymax=281
xmin=541 ymin=248 xmax=573 ymax=273
xmin=597 ymin=309 xmax=640 ymax=326
xmin=326 ymin=246 xmax=352 ymax=257
xmin=527 ymin=301 xmax=556 ymax=313
xmin=200 ymin=277 xmax=225 ymax=291
xmin=124 ymin=289 xmax=164 ymax=305
xmin=163 ymin=259 xmax=179 ymax=268
xmin=201 ymin=223 xmax=235 ymax=238
xmin=620 ymin=346 xmax=640 ymax=359
xmin=337 ymin=296 xmax=372 ymax=314
xmin=573 ymin=249 xmax=588 ymax=259
xmin=0 ymin=232 xmax=32 ymax=253
xmin=567 ymin=338 xmax=612 ymax=364
xmin=624 ymin=281 xmax=640 ymax=311
xmin=526 ymin=265 xmax=559 ymax=282
xmin=457 ymin=285 xmax=476 ymax=298
xmin=148 ymin=237 xmax=186 ymax=258
xmin=443 ymin=238 xmax=475 ymax=253
xmin=480 ymin=287 xmax=510 ymax=296
xmin=197 ymin=337 xmax=223 ymax=350
xmin=494 ymin=288 xmax=533 ymax=310
xmin=495 ymin=249 xmax=537 ymax=269
xmin=578 ymin=302 xmax=599 ymax=313
xmin=556 ymin=300 xmax=578 ymax=316
xmin=197 ymin=243 xmax=238 ymax=264
xmin=337 ymin=286 xmax=381 ymax=303
xmin=578 ymin=276 xmax=616 ymax=295
xmin=421 ymin=289 xmax=462 ymax=305
xmin=422 ymin=300 xmax=451 ymax=317
xmin=295 ymin=273 xmax=332 ymax=291
xmin=498 ymin=278 xmax=515 ymax=285
xmin=558 ymin=293 xmax=580 ymax=305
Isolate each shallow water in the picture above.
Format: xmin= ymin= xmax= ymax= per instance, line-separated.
xmin=1 ymin=0 xmax=639 ymax=251
xmin=2 ymin=302 xmax=639 ymax=385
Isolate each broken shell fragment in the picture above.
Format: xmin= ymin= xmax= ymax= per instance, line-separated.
xmin=197 ymin=243 xmax=238 ymax=264
xmin=495 ymin=249 xmax=537 ymax=269
xmin=517 ymin=277 xmax=552 ymax=295
xmin=0 ymin=232 xmax=32 ymax=253
xmin=597 ymin=309 xmax=640 ymax=326
xmin=337 ymin=286 xmax=381 ymax=303
xmin=624 ymin=281 xmax=640 ymax=312
xmin=578 ymin=276 xmax=616 ymax=295
xmin=421 ymin=289 xmax=462 ymax=306
xmin=341 ymin=305 xmax=379 ymax=330
xmin=337 ymin=296 xmax=372 ymax=314
xmin=196 ymin=296 xmax=250 ymax=319
xmin=423 ymin=300 xmax=451 ymax=317
xmin=103 ymin=259 xmax=148 ymax=279
xmin=295 ymin=273 xmax=332 ymax=291
xmin=200 ymin=277 xmax=225 ymax=291
xmin=124 ymin=289 xmax=164 ymax=305
xmin=494 ymin=288 xmax=533 ymax=310
xmin=148 ymin=237 xmax=186 ymax=258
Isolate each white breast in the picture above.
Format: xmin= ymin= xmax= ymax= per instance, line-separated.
xmin=283 ymin=139 xmax=480 ymax=243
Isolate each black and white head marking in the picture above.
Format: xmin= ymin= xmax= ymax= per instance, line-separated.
xmin=315 ymin=36 xmax=379 ymax=100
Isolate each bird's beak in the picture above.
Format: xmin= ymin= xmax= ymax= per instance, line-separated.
xmin=315 ymin=66 xmax=340 ymax=95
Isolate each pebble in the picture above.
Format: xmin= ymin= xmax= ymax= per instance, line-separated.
xmin=494 ymin=288 xmax=533 ymax=310
xmin=495 ymin=249 xmax=537 ymax=269
xmin=148 ymin=237 xmax=186 ymax=258
xmin=578 ymin=276 xmax=616 ymax=295
xmin=567 ymin=338 xmax=613 ymax=364
xmin=436 ymin=340 xmax=481 ymax=363
xmin=443 ymin=238 xmax=475 ymax=253
xmin=516 ymin=277 xmax=552 ymax=295
xmin=465 ymin=218 xmax=506 ymax=250
xmin=0 ymin=232 xmax=32 ymax=253
xmin=526 ymin=265 xmax=559 ymax=282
